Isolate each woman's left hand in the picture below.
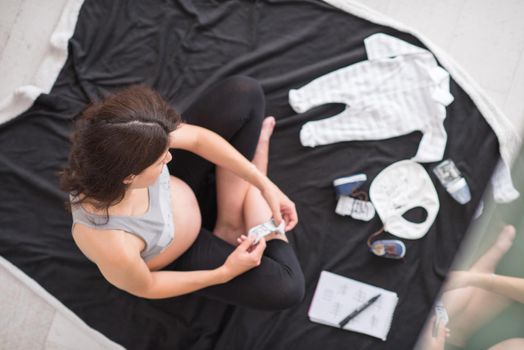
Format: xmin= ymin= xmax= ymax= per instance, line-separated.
xmin=260 ymin=180 xmax=298 ymax=232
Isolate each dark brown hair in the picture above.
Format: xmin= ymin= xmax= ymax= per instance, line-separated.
xmin=60 ymin=85 xmax=181 ymax=218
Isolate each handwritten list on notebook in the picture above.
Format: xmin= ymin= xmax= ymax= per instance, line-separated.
xmin=308 ymin=271 xmax=398 ymax=341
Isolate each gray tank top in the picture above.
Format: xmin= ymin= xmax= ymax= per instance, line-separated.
xmin=70 ymin=165 xmax=175 ymax=261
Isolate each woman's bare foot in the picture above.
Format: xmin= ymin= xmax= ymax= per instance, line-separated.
xmin=236 ymin=231 xmax=288 ymax=248
xmin=247 ymin=117 xmax=287 ymax=243
xmin=252 ymin=116 xmax=276 ymax=172
xmin=265 ymin=230 xmax=288 ymax=243
xmin=471 ymin=225 xmax=516 ymax=273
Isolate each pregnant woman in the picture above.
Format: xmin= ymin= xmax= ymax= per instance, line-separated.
xmin=60 ymin=76 xmax=305 ymax=310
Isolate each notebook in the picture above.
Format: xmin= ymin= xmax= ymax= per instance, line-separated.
xmin=308 ymin=271 xmax=398 ymax=341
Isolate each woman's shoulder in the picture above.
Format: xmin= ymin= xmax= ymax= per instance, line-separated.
xmin=72 ymin=223 xmax=138 ymax=265
xmin=70 ymin=192 xmax=107 ymax=217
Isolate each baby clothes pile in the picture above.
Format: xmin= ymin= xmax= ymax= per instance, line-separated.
xmin=288 ymin=33 xmax=508 ymax=259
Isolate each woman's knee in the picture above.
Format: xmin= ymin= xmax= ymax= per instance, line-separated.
xmin=275 ymin=272 xmax=306 ymax=310
xmin=222 ymin=76 xmax=265 ymax=120
xmin=257 ymin=268 xmax=306 ymax=311
xmin=222 ymin=75 xmax=263 ymax=99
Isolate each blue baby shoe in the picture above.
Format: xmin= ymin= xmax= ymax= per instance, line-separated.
xmin=370 ymin=239 xmax=406 ymax=259
xmin=333 ymin=173 xmax=367 ymax=197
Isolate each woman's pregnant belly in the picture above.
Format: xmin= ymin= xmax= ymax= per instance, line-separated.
xmin=146 ymin=175 xmax=202 ymax=271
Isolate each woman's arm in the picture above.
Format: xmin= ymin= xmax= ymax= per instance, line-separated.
xmin=169 ymin=123 xmax=266 ymax=189
xmin=97 ymin=247 xmax=228 ymax=299
xmin=96 ymin=232 xmax=267 ymax=299
xmin=446 ymin=271 xmax=524 ymax=304
xmin=169 ymin=122 xmax=297 ymax=230
xmin=471 ymin=273 xmax=524 ymax=304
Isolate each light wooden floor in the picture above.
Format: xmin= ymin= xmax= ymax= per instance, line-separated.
xmin=1 ymin=0 xmax=523 ymax=348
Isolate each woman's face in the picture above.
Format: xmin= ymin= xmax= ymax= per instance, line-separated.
xmin=126 ymin=149 xmax=172 ymax=188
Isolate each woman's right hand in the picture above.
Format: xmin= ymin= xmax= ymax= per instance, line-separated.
xmin=221 ymin=235 xmax=267 ymax=282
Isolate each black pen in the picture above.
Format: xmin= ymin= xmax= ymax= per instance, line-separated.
xmin=338 ymin=294 xmax=382 ymax=328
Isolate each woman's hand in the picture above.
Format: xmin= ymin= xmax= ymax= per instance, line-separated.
xmin=260 ymin=179 xmax=298 ymax=232
xmin=417 ymin=316 xmax=449 ymax=350
xmin=221 ymin=235 xmax=267 ymax=281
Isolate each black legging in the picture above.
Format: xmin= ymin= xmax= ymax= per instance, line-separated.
xmin=165 ymin=76 xmax=305 ymax=311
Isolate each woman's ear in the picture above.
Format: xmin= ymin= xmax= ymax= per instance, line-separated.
xmin=123 ymin=174 xmax=136 ymax=184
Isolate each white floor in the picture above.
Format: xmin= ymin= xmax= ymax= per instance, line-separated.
xmin=0 ymin=257 xmax=122 ymax=349
xmin=1 ymin=0 xmax=524 ymax=348
xmin=0 ymin=0 xmax=68 ymax=99
xmin=363 ymin=0 xmax=524 ymax=134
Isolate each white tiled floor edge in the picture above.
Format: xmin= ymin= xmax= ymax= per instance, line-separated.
xmin=0 ymin=256 xmax=124 ymax=349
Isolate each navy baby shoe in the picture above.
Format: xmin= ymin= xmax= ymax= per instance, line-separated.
xmin=369 ymin=239 xmax=406 ymax=259
xmin=333 ymin=173 xmax=367 ymax=197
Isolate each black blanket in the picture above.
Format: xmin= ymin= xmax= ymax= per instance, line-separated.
xmin=0 ymin=1 xmax=500 ymax=349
